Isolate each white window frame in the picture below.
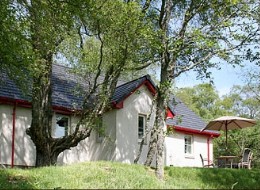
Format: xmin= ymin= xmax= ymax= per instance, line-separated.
xmin=184 ymin=134 xmax=193 ymax=155
xmin=138 ymin=114 xmax=146 ymax=143
xmin=53 ymin=114 xmax=70 ymax=138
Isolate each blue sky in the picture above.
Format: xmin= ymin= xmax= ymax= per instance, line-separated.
xmin=175 ymin=62 xmax=254 ymax=96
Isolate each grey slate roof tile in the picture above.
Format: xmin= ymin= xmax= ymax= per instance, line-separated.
xmin=166 ymin=97 xmax=207 ymax=130
xmin=166 ymin=97 xmax=219 ymax=133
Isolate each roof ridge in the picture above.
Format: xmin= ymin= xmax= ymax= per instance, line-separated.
xmin=115 ymin=74 xmax=152 ymax=89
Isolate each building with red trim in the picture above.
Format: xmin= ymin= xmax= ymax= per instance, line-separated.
xmin=0 ymin=64 xmax=219 ymax=168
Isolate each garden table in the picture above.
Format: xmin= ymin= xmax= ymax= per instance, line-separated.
xmin=217 ymin=156 xmax=238 ymax=168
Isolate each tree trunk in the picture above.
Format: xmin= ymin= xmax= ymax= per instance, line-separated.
xmin=153 ymin=0 xmax=174 ymax=179
xmin=144 ymin=128 xmax=157 ymax=166
xmin=26 ymin=59 xmax=54 ymax=167
xmin=155 ymin=93 xmax=167 ymax=180
xmin=153 ymin=75 xmax=172 ymax=180
xmin=35 ymin=145 xmax=57 ymax=166
xmin=144 ymin=0 xmax=173 ymax=175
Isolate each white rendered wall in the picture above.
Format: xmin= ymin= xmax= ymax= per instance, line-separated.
xmin=115 ymin=86 xmax=156 ymax=164
xmin=57 ymin=110 xmax=117 ymax=165
xmin=0 ymin=105 xmax=36 ymax=166
xmin=0 ymin=95 xmax=213 ymax=167
xmin=0 ymin=104 xmax=117 ymax=167
xmin=0 ymin=105 xmax=12 ymax=165
xmin=165 ymin=131 xmax=213 ymax=167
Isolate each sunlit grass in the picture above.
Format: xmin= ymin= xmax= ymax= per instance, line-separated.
xmin=1 ymin=161 xmax=260 ymax=189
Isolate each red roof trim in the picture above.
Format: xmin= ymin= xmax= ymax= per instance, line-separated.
xmin=168 ymin=125 xmax=220 ymax=137
xmin=166 ymin=108 xmax=175 ymax=119
xmin=0 ymin=96 xmax=31 ymax=108
xmin=113 ymin=79 xmax=156 ymax=109
xmin=52 ymin=105 xmax=78 ymax=115
xmin=112 ymin=101 xmax=124 ymax=109
xmin=0 ymin=96 xmax=78 ymax=115
xmin=144 ymin=81 xmax=156 ymax=96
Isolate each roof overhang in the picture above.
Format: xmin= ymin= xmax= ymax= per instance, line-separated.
xmin=168 ymin=125 xmax=220 ymax=137
xmin=0 ymin=96 xmax=31 ymax=108
xmin=0 ymin=96 xmax=76 ymax=115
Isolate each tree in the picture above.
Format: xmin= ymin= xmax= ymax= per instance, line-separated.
xmin=1 ymin=0 xmax=155 ymax=166
xmin=175 ymin=84 xmax=234 ymax=121
xmin=0 ymin=0 xmax=31 ymax=90
xmin=138 ymin=0 xmax=259 ymax=179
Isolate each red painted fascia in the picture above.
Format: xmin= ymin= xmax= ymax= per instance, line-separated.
xmin=144 ymin=81 xmax=156 ymax=96
xmin=170 ymin=125 xmax=220 ymax=137
xmin=112 ymin=79 xmax=157 ymax=109
xmin=112 ymin=101 xmax=124 ymax=109
xmin=0 ymin=96 xmax=79 ymax=115
xmin=0 ymin=96 xmax=31 ymax=108
xmin=166 ymin=108 xmax=175 ymax=119
xmin=52 ymin=105 xmax=78 ymax=115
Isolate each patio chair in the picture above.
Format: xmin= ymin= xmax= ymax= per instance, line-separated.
xmin=238 ymin=148 xmax=253 ymax=169
xmin=200 ymin=154 xmax=215 ymax=168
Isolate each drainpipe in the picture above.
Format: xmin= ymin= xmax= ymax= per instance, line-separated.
xmin=207 ymin=136 xmax=210 ymax=165
xmin=11 ymin=102 xmax=17 ymax=168
xmin=207 ymin=135 xmax=214 ymax=165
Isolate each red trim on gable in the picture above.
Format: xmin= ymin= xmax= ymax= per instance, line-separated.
xmin=112 ymin=101 xmax=124 ymax=109
xmin=112 ymin=79 xmax=157 ymax=109
xmin=169 ymin=125 xmax=220 ymax=137
xmin=166 ymin=108 xmax=175 ymax=119
xmin=144 ymin=81 xmax=156 ymax=96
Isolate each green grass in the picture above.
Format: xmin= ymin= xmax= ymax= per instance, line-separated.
xmin=1 ymin=161 xmax=260 ymax=189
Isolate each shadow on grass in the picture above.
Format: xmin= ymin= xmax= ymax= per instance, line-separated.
xmin=0 ymin=169 xmax=35 ymax=189
xmin=198 ymin=168 xmax=260 ymax=189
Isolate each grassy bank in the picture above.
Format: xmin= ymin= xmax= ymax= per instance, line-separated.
xmin=1 ymin=161 xmax=260 ymax=189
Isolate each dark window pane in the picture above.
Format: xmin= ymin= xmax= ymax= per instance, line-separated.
xmin=138 ymin=116 xmax=145 ymax=139
xmin=55 ymin=116 xmax=69 ymax=138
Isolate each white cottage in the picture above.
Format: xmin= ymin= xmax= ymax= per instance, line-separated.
xmin=0 ymin=64 xmax=219 ymax=168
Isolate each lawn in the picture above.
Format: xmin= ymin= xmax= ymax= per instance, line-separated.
xmin=1 ymin=161 xmax=260 ymax=189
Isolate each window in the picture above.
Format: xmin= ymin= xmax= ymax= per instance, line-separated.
xmin=54 ymin=114 xmax=69 ymax=138
xmin=138 ymin=114 xmax=146 ymax=142
xmin=184 ymin=135 xmax=193 ymax=155
xmin=96 ymin=117 xmax=104 ymax=143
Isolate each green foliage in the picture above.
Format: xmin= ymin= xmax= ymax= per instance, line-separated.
xmin=175 ymin=83 xmax=233 ymax=122
xmin=1 ymin=162 xmax=260 ymax=189
xmin=61 ymin=0 xmax=157 ymax=80
xmin=162 ymin=0 xmax=259 ymax=78
xmin=0 ymin=0 xmax=31 ymax=90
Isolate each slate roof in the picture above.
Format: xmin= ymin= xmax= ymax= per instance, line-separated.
xmin=0 ymin=64 xmax=218 ymax=134
xmin=0 ymin=64 xmax=86 ymax=110
xmin=166 ymin=97 xmax=206 ymax=130
xmin=166 ymin=97 xmax=219 ymax=134
xmin=0 ymin=64 xmax=153 ymax=110
xmin=0 ymin=70 xmax=31 ymax=101
xmin=111 ymin=74 xmax=156 ymax=104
